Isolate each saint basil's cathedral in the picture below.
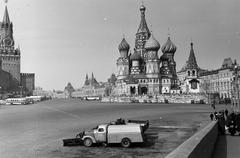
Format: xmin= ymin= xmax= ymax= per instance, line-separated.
xmin=114 ymin=5 xmax=179 ymax=95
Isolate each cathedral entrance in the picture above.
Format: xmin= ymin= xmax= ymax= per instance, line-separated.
xmin=130 ymin=86 xmax=136 ymax=95
xmin=139 ymin=86 xmax=148 ymax=95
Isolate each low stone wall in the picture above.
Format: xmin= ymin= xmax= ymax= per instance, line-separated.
xmin=164 ymin=121 xmax=218 ymax=158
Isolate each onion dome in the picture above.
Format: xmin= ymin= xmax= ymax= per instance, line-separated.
xmin=160 ymin=53 xmax=169 ymax=61
xmin=161 ymin=36 xmax=177 ymax=54
xmin=118 ymin=38 xmax=130 ymax=51
xmin=140 ymin=4 xmax=146 ymax=11
xmin=145 ymin=34 xmax=160 ymax=51
xmin=130 ymin=52 xmax=141 ymax=61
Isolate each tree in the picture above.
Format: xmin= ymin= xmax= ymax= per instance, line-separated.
xmin=64 ymin=82 xmax=75 ymax=97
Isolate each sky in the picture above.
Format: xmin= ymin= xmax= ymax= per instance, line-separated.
xmin=1 ymin=0 xmax=240 ymax=90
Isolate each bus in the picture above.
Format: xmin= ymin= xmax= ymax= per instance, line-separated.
xmin=5 ymin=98 xmax=29 ymax=105
xmin=85 ymin=96 xmax=101 ymax=101
xmin=26 ymin=96 xmax=42 ymax=102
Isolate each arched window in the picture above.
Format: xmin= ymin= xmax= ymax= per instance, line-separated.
xmin=192 ymin=70 xmax=195 ymax=76
xmin=188 ymin=71 xmax=190 ymax=76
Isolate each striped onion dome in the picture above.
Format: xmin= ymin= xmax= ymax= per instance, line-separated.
xmin=161 ymin=36 xmax=177 ymax=54
xmin=118 ymin=38 xmax=130 ymax=51
xmin=145 ymin=34 xmax=160 ymax=51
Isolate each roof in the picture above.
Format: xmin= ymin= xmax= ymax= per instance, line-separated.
xmin=3 ymin=6 xmax=10 ymax=24
xmin=179 ymin=42 xmax=200 ymax=72
xmin=161 ymin=36 xmax=177 ymax=54
xmin=221 ymin=58 xmax=233 ymax=68
xmin=130 ymin=52 xmax=141 ymax=60
xmin=137 ymin=5 xmax=150 ymax=35
xmin=145 ymin=34 xmax=160 ymax=51
xmin=118 ymin=38 xmax=130 ymax=51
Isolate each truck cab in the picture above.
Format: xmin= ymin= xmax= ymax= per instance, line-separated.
xmin=82 ymin=124 xmax=108 ymax=147
xmin=93 ymin=124 xmax=108 ymax=143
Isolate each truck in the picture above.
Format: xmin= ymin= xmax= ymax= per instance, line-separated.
xmin=63 ymin=119 xmax=149 ymax=148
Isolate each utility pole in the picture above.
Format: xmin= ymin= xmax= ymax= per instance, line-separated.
xmin=233 ymin=61 xmax=239 ymax=113
xmin=0 ymin=86 xmax=2 ymax=99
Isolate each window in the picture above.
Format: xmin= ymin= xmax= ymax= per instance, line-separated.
xmin=192 ymin=70 xmax=195 ymax=76
xmin=98 ymin=128 xmax=104 ymax=132
xmin=188 ymin=71 xmax=190 ymax=76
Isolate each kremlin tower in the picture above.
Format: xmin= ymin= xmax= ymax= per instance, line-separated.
xmin=0 ymin=2 xmax=35 ymax=95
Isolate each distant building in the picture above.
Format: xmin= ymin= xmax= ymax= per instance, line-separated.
xmin=0 ymin=3 xmax=35 ymax=95
xmin=177 ymin=42 xmax=206 ymax=93
xmin=71 ymin=73 xmax=107 ymax=98
xmin=200 ymin=58 xmax=239 ymax=99
xmin=33 ymin=87 xmax=53 ymax=97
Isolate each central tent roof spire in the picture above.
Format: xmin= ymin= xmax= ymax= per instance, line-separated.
xmin=3 ymin=4 xmax=10 ymax=24
xmin=137 ymin=3 xmax=150 ymax=35
xmin=187 ymin=42 xmax=199 ymax=69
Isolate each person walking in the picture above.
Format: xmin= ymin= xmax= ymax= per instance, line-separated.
xmin=211 ymin=102 xmax=216 ymax=110
xmin=210 ymin=113 xmax=214 ymax=121
xmin=225 ymin=109 xmax=229 ymax=118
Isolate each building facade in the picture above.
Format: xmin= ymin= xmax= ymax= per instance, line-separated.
xmin=200 ymin=58 xmax=239 ymax=99
xmin=71 ymin=73 xmax=107 ymax=98
xmin=114 ymin=5 xmax=179 ymax=96
xmin=0 ymin=3 xmax=35 ymax=95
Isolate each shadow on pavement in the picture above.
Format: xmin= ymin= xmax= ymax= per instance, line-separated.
xmin=212 ymin=135 xmax=227 ymax=158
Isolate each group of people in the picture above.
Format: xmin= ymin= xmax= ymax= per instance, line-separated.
xmin=210 ymin=107 xmax=240 ymax=135
xmin=210 ymin=109 xmax=229 ymax=121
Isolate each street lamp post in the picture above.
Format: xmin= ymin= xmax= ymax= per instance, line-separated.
xmin=19 ymin=85 xmax=23 ymax=98
xmin=0 ymin=86 xmax=2 ymax=99
xmin=233 ymin=61 xmax=239 ymax=113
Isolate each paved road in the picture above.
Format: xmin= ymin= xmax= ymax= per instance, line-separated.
xmin=0 ymin=99 xmax=214 ymax=158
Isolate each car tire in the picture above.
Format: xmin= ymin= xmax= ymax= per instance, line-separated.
xmin=83 ymin=138 xmax=93 ymax=147
xmin=121 ymin=138 xmax=131 ymax=148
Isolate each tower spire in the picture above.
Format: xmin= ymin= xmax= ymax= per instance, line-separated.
xmin=187 ymin=42 xmax=198 ymax=69
xmin=3 ymin=4 xmax=10 ymax=24
xmin=137 ymin=4 xmax=150 ymax=34
xmin=168 ymin=27 xmax=170 ymax=38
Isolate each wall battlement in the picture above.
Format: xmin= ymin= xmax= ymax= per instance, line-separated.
xmin=21 ymin=73 xmax=35 ymax=77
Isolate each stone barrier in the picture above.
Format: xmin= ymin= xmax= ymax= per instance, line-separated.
xmin=164 ymin=121 xmax=218 ymax=158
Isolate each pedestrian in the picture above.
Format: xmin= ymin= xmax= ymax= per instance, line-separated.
xmin=211 ymin=102 xmax=216 ymax=110
xmin=214 ymin=111 xmax=218 ymax=120
xmin=225 ymin=109 xmax=228 ymax=117
xmin=210 ymin=113 xmax=214 ymax=121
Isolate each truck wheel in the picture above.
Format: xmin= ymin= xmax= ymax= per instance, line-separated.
xmin=83 ymin=138 xmax=93 ymax=147
xmin=121 ymin=138 xmax=131 ymax=148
